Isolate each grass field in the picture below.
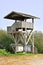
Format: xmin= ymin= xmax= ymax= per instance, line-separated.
xmin=0 ymin=49 xmax=35 ymax=56
xmin=0 ymin=49 xmax=43 ymax=56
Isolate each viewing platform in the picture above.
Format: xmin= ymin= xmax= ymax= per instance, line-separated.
xmin=7 ymin=21 xmax=33 ymax=34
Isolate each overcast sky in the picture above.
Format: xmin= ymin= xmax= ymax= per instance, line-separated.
xmin=0 ymin=0 xmax=43 ymax=31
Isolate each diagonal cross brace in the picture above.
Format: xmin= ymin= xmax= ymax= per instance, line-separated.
xmin=26 ymin=30 xmax=33 ymax=45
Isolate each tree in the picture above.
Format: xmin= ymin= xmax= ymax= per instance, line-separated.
xmin=34 ymin=31 xmax=43 ymax=53
xmin=0 ymin=30 xmax=14 ymax=52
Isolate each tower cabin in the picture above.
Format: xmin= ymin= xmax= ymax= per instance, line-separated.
xmin=4 ymin=11 xmax=39 ymax=53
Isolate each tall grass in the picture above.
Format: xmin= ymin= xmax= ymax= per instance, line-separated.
xmin=0 ymin=49 xmax=14 ymax=56
xmin=0 ymin=49 xmax=35 ymax=56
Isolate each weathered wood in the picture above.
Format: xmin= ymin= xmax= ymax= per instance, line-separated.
xmin=26 ymin=30 xmax=33 ymax=45
xmin=32 ymin=18 xmax=34 ymax=53
xmin=7 ymin=22 xmax=33 ymax=33
xmin=4 ymin=11 xmax=39 ymax=53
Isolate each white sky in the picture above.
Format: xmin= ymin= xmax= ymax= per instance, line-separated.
xmin=0 ymin=0 xmax=43 ymax=32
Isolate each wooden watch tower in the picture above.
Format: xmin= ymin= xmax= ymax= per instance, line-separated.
xmin=4 ymin=11 xmax=39 ymax=53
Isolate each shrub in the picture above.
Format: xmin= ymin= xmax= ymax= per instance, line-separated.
xmin=0 ymin=30 xmax=14 ymax=52
xmin=34 ymin=32 xmax=43 ymax=53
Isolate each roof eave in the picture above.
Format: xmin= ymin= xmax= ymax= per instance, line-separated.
xmin=4 ymin=11 xmax=40 ymax=20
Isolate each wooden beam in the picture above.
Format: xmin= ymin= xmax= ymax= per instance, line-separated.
xmin=32 ymin=18 xmax=34 ymax=53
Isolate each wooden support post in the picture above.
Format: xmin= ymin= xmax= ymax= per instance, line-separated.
xmin=32 ymin=18 xmax=34 ymax=53
xmin=23 ymin=33 xmax=25 ymax=52
xmin=15 ymin=34 xmax=18 ymax=53
xmin=24 ymin=37 xmax=26 ymax=53
xmin=13 ymin=34 xmax=16 ymax=53
xmin=11 ymin=33 xmax=16 ymax=53
xmin=22 ymin=28 xmax=26 ymax=53
xmin=23 ymin=35 xmax=26 ymax=53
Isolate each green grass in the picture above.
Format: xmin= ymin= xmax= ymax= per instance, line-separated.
xmin=0 ymin=49 xmax=14 ymax=56
xmin=0 ymin=49 xmax=35 ymax=56
xmin=14 ymin=52 xmax=35 ymax=56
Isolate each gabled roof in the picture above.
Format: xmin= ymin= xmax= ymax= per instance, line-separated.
xmin=4 ymin=11 xmax=40 ymax=20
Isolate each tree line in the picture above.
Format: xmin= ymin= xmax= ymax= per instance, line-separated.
xmin=0 ymin=30 xmax=43 ymax=53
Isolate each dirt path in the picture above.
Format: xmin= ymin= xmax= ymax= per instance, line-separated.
xmin=0 ymin=55 xmax=43 ymax=65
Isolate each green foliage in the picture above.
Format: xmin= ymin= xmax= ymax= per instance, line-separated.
xmin=0 ymin=30 xmax=43 ymax=54
xmin=34 ymin=32 xmax=43 ymax=53
xmin=0 ymin=49 xmax=34 ymax=56
xmin=0 ymin=30 xmax=14 ymax=52
xmin=0 ymin=49 xmax=14 ymax=56
xmin=15 ymin=52 xmax=35 ymax=56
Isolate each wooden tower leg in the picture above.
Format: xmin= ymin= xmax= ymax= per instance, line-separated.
xmin=32 ymin=18 xmax=34 ymax=53
xmin=24 ymin=29 xmax=27 ymax=53
xmin=13 ymin=34 xmax=18 ymax=53
xmin=32 ymin=33 xmax=34 ymax=53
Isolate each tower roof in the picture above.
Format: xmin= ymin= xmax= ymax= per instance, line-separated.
xmin=4 ymin=11 xmax=40 ymax=20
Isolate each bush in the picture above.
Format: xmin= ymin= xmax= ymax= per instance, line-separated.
xmin=0 ymin=49 xmax=14 ymax=56
xmin=34 ymin=32 xmax=43 ymax=53
xmin=0 ymin=30 xmax=43 ymax=53
xmin=0 ymin=30 xmax=14 ymax=53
